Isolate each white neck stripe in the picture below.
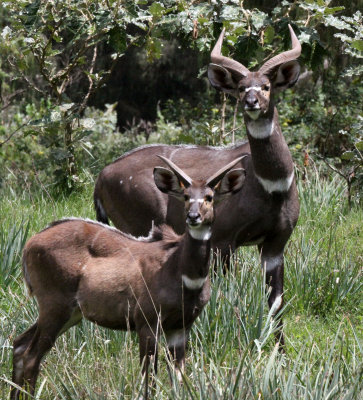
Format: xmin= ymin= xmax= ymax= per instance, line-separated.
xmin=182 ymin=275 xmax=207 ymax=290
xmin=256 ymin=172 xmax=294 ymax=194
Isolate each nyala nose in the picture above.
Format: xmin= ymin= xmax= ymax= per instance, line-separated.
xmin=187 ymin=212 xmax=201 ymax=223
xmin=246 ymin=97 xmax=258 ymax=108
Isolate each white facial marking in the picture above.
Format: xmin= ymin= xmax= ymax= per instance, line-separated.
xmin=182 ymin=275 xmax=207 ymax=290
xmin=271 ymin=295 xmax=283 ymax=314
xmin=188 ymin=225 xmax=212 ymax=241
xmin=262 ymin=255 xmax=283 ymax=272
xmin=189 ymin=198 xmax=204 ymax=204
xmin=245 ymin=86 xmax=262 ymax=92
xmin=256 ymin=171 xmax=294 ymax=194
xmin=247 ymin=120 xmax=274 ymax=138
xmin=120 ymin=180 xmax=123 ymax=185
xmin=166 ymin=330 xmax=186 ymax=348
xmin=129 ymin=176 xmax=133 ymax=180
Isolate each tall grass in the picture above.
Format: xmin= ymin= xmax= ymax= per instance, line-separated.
xmin=0 ymin=170 xmax=362 ymax=399
xmin=0 ymin=221 xmax=29 ymax=288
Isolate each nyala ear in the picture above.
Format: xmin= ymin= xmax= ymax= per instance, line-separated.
xmin=153 ymin=167 xmax=184 ymax=200
xmin=271 ymin=60 xmax=300 ymax=92
xmin=207 ymin=63 xmax=240 ymax=97
xmin=214 ymin=168 xmax=246 ymax=203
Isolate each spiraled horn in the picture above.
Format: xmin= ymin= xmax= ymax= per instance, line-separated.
xmin=210 ymin=28 xmax=249 ymax=76
xmin=206 ymin=155 xmax=246 ymax=188
xmin=157 ymin=155 xmax=193 ymax=188
xmin=259 ymin=24 xmax=301 ymax=75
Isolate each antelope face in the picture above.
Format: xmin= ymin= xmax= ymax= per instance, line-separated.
xmin=237 ymin=73 xmax=271 ymax=120
xmin=207 ymin=25 xmax=301 ymax=121
xmin=153 ymin=155 xmax=246 ymax=238
xmin=183 ymin=184 xmax=215 ymax=228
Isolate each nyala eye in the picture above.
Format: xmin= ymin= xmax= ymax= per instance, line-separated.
xmin=184 ymin=195 xmax=190 ymax=201
xmin=205 ymin=195 xmax=213 ymax=202
xmin=263 ymin=85 xmax=270 ymax=91
xmin=239 ymin=86 xmax=246 ymax=92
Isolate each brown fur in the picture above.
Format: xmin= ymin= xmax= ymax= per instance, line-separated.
xmin=93 ymin=27 xmax=302 ymax=348
xmin=11 ymin=159 xmax=244 ymax=400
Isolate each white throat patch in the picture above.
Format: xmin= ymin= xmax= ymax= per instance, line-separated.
xmin=245 ymin=110 xmax=261 ymax=120
xmin=182 ymin=275 xmax=207 ymax=290
xmin=188 ymin=225 xmax=212 ymax=241
xmin=247 ymin=119 xmax=274 ymax=138
xmin=256 ymin=171 xmax=294 ymax=194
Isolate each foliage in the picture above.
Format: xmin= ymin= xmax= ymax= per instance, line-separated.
xmin=157 ymin=93 xmax=246 ymax=146
xmin=0 ymin=0 xmax=153 ymax=191
xmin=1 ymin=0 xmax=362 ymax=195
xmin=277 ymin=72 xmax=362 ymax=205
xmin=326 ymin=9 xmax=363 ymax=76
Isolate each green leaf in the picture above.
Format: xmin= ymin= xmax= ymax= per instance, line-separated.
xmin=298 ymin=32 xmax=312 ymax=44
xmin=324 ymin=6 xmax=345 ymax=15
xmin=264 ymin=25 xmax=275 ymax=44
xmin=24 ymin=0 xmax=41 ymax=28
xmin=324 ymin=15 xmax=352 ymax=31
xmin=341 ymin=151 xmax=355 ymax=160
xmin=59 ymin=103 xmax=75 ymax=112
xmin=310 ymin=41 xmax=326 ymax=70
xmin=146 ymin=37 xmax=162 ymax=61
xmin=149 ymin=2 xmax=165 ymax=18
xmin=177 ymin=134 xmax=194 ymax=144
xmin=51 ymin=148 xmax=72 ymax=161
xmin=108 ymin=27 xmax=127 ymax=53
xmin=198 ymin=17 xmax=209 ymax=24
xmin=221 ymin=5 xmax=240 ymax=20
xmin=251 ymin=11 xmax=267 ymax=31
xmin=81 ymin=118 xmax=95 ymax=129
xmin=352 ymin=40 xmax=363 ymax=52
xmin=355 ymin=141 xmax=363 ymax=151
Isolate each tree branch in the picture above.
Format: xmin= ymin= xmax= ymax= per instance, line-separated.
xmin=0 ymin=89 xmax=26 ymax=112
xmin=78 ymin=45 xmax=98 ymax=115
xmin=0 ymin=122 xmax=28 ymax=147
